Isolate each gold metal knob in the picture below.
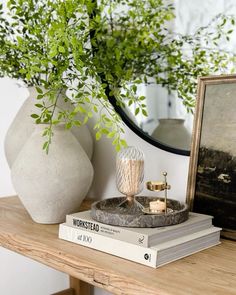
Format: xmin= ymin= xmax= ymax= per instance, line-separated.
xmin=146 ymin=181 xmax=171 ymax=192
xmin=146 ymin=181 xmax=164 ymax=191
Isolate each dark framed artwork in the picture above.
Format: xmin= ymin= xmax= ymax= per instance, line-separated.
xmin=187 ymin=75 xmax=236 ymax=240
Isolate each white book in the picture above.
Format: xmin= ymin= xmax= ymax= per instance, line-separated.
xmin=59 ymin=224 xmax=221 ymax=268
xmin=66 ymin=210 xmax=213 ymax=247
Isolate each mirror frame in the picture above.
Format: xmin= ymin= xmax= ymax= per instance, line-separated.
xmin=108 ymin=95 xmax=190 ymax=156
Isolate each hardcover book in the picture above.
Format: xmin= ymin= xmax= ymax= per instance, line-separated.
xmin=59 ymin=224 xmax=221 ymax=268
xmin=66 ymin=210 xmax=213 ymax=247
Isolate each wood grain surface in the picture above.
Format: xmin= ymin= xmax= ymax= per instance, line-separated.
xmin=0 ymin=196 xmax=235 ymax=295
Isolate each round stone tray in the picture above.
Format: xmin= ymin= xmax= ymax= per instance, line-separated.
xmin=91 ymin=196 xmax=189 ymax=227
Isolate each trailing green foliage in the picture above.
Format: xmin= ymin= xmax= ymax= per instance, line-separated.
xmin=0 ymin=0 xmax=236 ymax=151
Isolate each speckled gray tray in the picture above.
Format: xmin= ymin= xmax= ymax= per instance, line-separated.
xmin=91 ymin=196 xmax=189 ymax=227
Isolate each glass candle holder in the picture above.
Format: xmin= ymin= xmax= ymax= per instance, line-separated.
xmin=116 ymin=146 xmax=144 ymax=206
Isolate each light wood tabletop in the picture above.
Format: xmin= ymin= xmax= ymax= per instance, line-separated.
xmin=0 ymin=196 xmax=235 ymax=295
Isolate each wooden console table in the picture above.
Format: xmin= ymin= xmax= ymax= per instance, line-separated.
xmin=0 ymin=196 xmax=235 ymax=295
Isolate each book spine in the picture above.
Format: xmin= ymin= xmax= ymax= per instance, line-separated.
xmin=66 ymin=215 xmax=149 ymax=247
xmin=59 ymin=223 xmax=157 ymax=268
xmin=150 ymin=219 xmax=213 ymax=246
xmin=156 ymin=233 xmax=221 ymax=267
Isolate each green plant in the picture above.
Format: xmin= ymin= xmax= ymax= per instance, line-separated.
xmin=89 ymin=3 xmax=236 ymax=112
xmin=0 ymin=0 xmax=236 ymax=152
xmin=0 ymin=0 xmax=128 ymax=152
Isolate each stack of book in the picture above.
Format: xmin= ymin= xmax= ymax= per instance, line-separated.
xmin=59 ymin=210 xmax=221 ymax=268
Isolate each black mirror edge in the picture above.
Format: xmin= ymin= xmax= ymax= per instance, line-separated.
xmin=108 ymin=96 xmax=190 ymax=157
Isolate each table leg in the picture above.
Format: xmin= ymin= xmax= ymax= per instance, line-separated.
xmin=70 ymin=276 xmax=92 ymax=295
xmin=51 ymin=288 xmax=74 ymax=295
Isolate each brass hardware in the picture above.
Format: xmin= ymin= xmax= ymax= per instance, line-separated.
xmin=146 ymin=181 xmax=171 ymax=192
xmin=146 ymin=172 xmax=171 ymax=214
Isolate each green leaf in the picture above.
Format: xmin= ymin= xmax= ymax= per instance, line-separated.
xmin=83 ymin=117 xmax=88 ymax=124
xmin=135 ymin=108 xmax=140 ymax=115
xmin=66 ymin=122 xmax=72 ymax=129
xmin=139 ymin=96 xmax=146 ymax=101
xmin=128 ymin=100 xmax=133 ymax=106
xmin=142 ymin=109 xmax=148 ymax=116
xmin=16 ymin=35 xmax=23 ymax=44
xmin=73 ymin=120 xmax=81 ymax=126
xmin=32 ymin=66 xmax=41 ymax=72
xmin=42 ymin=129 xmax=48 ymax=136
xmin=36 ymin=87 xmax=43 ymax=94
xmin=221 ymin=18 xmax=227 ymax=27
xmin=59 ymin=46 xmax=66 ymax=53
xmin=74 ymin=105 xmax=87 ymax=114
xmin=26 ymin=73 xmax=31 ymax=80
xmin=115 ymin=144 xmax=121 ymax=152
xmin=101 ymin=128 xmax=109 ymax=135
xmin=19 ymin=68 xmax=27 ymax=74
xmin=112 ymin=137 xmax=118 ymax=145
xmin=107 ymin=131 xmax=116 ymax=138
xmin=87 ymin=111 xmax=93 ymax=118
xmin=132 ymin=85 xmax=137 ymax=93
xmin=52 ymin=120 xmax=60 ymax=125
xmin=35 ymin=103 xmax=43 ymax=108
xmin=120 ymin=139 xmax=127 ymax=147
xmin=49 ymin=46 xmax=58 ymax=58
xmin=95 ymin=131 xmax=102 ymax=140
xmin=43 ymin=141 xmax=48 ymax=150
xmin=31 ymin=114 xmax=39 ymax=118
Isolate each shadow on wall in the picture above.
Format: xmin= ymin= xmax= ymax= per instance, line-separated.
xmin=87 ymin=119 xmax=119 ymax=200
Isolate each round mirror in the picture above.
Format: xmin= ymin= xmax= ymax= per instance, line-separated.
xmin=109 ymin=1 xmax=236 ymax=156
xmin=122 ymin=82 xmax=193 ymax=156
xmin=110 ymin=83 xmax=192 ymax=156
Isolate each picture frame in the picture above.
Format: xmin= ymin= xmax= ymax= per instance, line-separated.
xmin=186 ymin=75 xmax=236 ymax=240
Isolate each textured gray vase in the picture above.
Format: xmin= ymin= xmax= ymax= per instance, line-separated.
xmin=4 ymin=87 xmax=93 ymax=167
xmin=151 ymin=118 xmax=191 ymax=150
xmin=11 ymin=124 xmax=94 ymax=224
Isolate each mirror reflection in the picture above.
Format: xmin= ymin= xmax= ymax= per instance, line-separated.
xmin=120 ymin=0 xmax=236 ymax=152
xmin=123 ymin=83 xmax=193 ymax=151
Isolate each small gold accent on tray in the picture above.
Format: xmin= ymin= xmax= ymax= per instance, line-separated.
xmin=146 ymin=172 xmax=171 ymax=214
xmin=142 ymin=207 xmax=174 ymax=215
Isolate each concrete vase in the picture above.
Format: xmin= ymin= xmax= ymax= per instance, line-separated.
xmin=151 ymin=118 xmax=191 ymax=150
xmin=11 ymin=124 xmax=94 ymax=224
xmin=4 ymin=87 xmax=93 ymax=168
